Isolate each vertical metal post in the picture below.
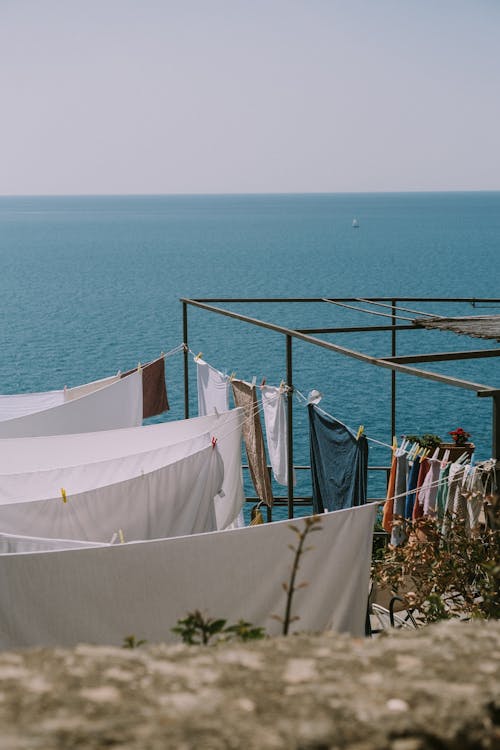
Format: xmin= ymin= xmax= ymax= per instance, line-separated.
xmin=493 ymin=394 xmax=500 ymax=493
xmin=391 ymin=299 xmax=397 ymax=441
xmin=286 ymin=335 xmax=294 ymax=519
xmin=182 ymin=301 xmax=189 ymax=419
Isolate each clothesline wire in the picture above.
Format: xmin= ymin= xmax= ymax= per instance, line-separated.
xmin=321 ymin=298 xmax=416 ymax=322
xmin=355 ymin=299 xmax=443 ymax=319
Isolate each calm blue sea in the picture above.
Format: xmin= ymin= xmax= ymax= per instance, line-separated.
xmin=0 ymin=193 xmax=499 ymax=512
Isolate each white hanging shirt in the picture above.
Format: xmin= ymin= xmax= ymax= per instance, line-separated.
xmin=196 ymin=359 xmax=230 ymax=416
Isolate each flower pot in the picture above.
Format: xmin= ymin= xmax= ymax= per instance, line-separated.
xmin=437 ymin=442 xmax=475 ymax=462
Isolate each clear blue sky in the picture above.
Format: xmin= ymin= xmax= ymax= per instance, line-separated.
xmin=1 ymin=0 xmax=499 ymax=195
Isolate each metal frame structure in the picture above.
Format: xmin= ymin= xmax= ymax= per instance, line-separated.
xmin=181 ymin=297 xmax=500 ymax=518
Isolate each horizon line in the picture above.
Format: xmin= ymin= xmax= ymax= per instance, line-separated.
xmin=1 ymin=188 xmax=500 ymax=199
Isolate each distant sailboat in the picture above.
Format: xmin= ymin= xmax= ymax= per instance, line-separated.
xmin=352 ymin=218 xmax=359 ymax=228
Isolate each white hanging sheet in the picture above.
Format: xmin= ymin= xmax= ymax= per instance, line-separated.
xmin=0 ymin=503 xmax=377 ymax=650
xmin=0 ymin=532 xmax=108 ymax=554
xmin=0 ymin=437 xmax=222 ymax=543
xmin=0 ymin=409 xmax=245 ymax=530
xmin=196 ymin=359 xmax=230 ymax=416
xmin=260 ymin=385 xmax=295 ymax=486
xmin=0 ymin=371 xmax=143 ymax=438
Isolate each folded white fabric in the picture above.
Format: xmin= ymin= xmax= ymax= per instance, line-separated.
xmin=0 ymin=503 xmax=377 ymax=650
xmin=0 ymin=371 xmax=143 ymax=438
xmin=196 ymin=359 xmax=230 ymax=416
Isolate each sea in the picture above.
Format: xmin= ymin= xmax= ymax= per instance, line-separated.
xmin=1 ymin=192 xmax=499 ymax=516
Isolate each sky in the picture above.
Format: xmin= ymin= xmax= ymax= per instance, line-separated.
xmin=1 ymin=0 xmax=499 ymax=195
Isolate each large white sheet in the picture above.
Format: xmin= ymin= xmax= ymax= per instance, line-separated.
xmin=0 ymin=504 xmax=377 ymax=650
xmin=0 ymin=371 xmax=143 ymax=438
xmin=0 ymin=438 xmax=222 ymax=543
xmin=0 ymin=409 xmax=245 ymax=530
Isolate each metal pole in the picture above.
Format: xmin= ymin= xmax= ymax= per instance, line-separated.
xmin=182 ymin=301 xmax=189 ymax=419
xmin=493 ymin=394 xmax=500 ymax=494
xmin=286 ymin=335 xmax=294 ymax=519
xmin=391 ymin=299 xmax=397 ymax=441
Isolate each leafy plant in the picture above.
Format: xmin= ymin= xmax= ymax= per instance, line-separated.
xmin=122 ymin=634 xmax=147 ymax=649
xmin=404 ymin=433 xmax=442 ymax=450
xmin=172 ymin=611 xmax=266 ymax=646
xmin=372 ymin=495 xmax=499 ymax=624
xmin=273 ymin=515 xmax=323 ymax=635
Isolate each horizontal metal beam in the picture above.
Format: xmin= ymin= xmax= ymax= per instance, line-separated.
xmin=297 ymin=325 xmax=416 ymax=334
xmin=191 ymin=297 xmax=500 ymax=303
xmin=181 ymin=298 xmax=498 ymax=393
xmin=382 ymin=348 xmax=500 ymax=364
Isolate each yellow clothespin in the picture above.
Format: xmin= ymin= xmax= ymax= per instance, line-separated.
xmin=137 ymin=362 xmax=142 ymax=371
xmin=229 ymin=372 xmax=236 ymax=382
xmin=60 ymin=488 xmax=67 ymax=504
xmin=392 ymin=436 xmax=398 ymax=453
xmin=356 ymin=425 xmax=364 ymax=440
xmin=195 ymin=352 xmax=203 ymax=362
xmin=118 ymin=529 xmax=125 ymax=544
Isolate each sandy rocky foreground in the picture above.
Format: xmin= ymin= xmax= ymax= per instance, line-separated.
xmin=0 ymin=620 xmax=498 ymax=750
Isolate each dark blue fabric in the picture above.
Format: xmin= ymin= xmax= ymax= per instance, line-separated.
xmin=308 ymin=405 xmax=369 ymax=513
xmin=404 ymin=456 xmax=420 ymax=520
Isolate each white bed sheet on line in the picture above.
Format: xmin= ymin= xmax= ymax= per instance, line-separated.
xmin=0 ymin=408 xmax=246 ymax=530
xmin=0 ymin=438 xmax=223 ymax=543
xmin=0 ymin=503 xmax=377 ymax=650
xmin=0 ymin=371 xmax=142 ymax=438
xmin=0 ymin=532 xmax=109 ymax=554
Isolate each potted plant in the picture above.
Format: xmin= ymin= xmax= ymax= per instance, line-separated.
xmin=441 ymin=427 xmax=474 ymax=461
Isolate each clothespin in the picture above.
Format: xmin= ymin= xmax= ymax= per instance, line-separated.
xmin=194 ymin=352 xmax=203 ymax=362
xmin=118 ymin=529 xmax=125 ymax=544
xmin=211 ymin=436 xmax=218 ymax=449
xmin=251 ymin=375 xmax=257 ymax=387
xmin=60 ymin=487 xmax=67 ymax=504
xmin=229 ymin=372 xmax=236 ymax=382
xmin=109 ymin=532 xmax=118 ymax=545
xmin=137 ymin=362 xmax=142 ymax=371
xmin=260 ymin=377 xmax=266 ymax=387
xmin=356 ymin=425 xmax=364 ymax=440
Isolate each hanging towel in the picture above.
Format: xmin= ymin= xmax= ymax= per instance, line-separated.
xmin=419 ymin=457 xmax=441 ymax=515
xmin=260 ymin=385 xmax=295 ymax=486
xmin=435 ymin=463 xmax=451 ymax=522
xmin=196 ymin=359 xmax=230 ymax=416
xmin=231 ymin=379 xmax=273 ymax=507
xmin=382 ymin=453 xmax=397 ymax=533
xmin=121 ymin=356 xmax=169 ymax=418
xmin=404 ymin=456 xmax=421 ymax=520
xmin=308 ymin=405 xmax=368 ymax=513
xmin=412 ymin=458 xmax=430 ymax=520
xmin=390 ymin=453 xmax=409 ymax=546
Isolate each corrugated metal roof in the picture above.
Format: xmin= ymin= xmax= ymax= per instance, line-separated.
xmin=414 ymin=315 xmax=500 ymax=341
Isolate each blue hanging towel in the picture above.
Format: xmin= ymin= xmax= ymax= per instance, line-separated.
xmin=308 ymin=405 xmax=369 ymax=513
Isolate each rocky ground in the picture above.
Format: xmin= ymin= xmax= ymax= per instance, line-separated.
xmin=0 ymin=620 xmax=498 ymax=749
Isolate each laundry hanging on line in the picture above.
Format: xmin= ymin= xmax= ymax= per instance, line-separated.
xmin=0 ymin=434 xmax=223 ymax=542
xmin=196 ymin=358 xmax=230 ymax=416
xmin=308 ymin=404 xmax=369 ymax=513
xmin=121 ymin=355 xmax=169 ymax=419
xmin=0 ymin=408 xmax=246 ymax=531
xmin=231 ymin=378 xmax=274 ymax=507
xmin=0 ymin=370 xmax=143 ymax=438
xmin=0 ymin=502 xmax=378 ymax=650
